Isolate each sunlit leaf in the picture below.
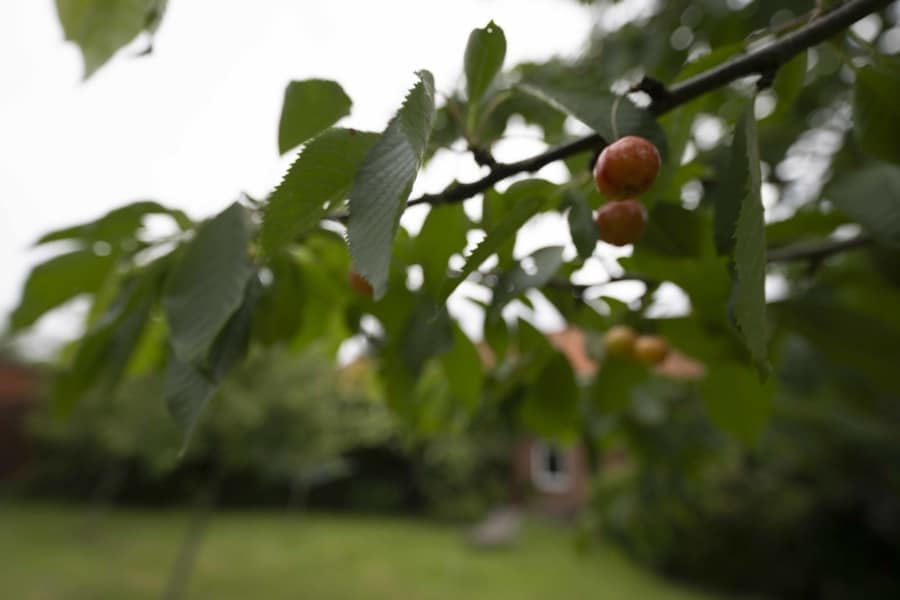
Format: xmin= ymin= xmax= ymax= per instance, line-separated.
xmin=261 ymin=128 xmax=379 ymax=256
xmin=36 ymin=200 xmax=190 ymax=246
xmin=465 ymin=21 xmax=507 ymax=107
xmin=278 ymin=80 xmax=353 ymax=154
xmin=10 ymin=250 xmax=116 ymax=331
xmin=55 ymin=0 xmax=157 ymax=78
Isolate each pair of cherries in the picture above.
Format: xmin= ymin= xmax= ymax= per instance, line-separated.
xmin=592 ymin=136 xmax=660 ymax=247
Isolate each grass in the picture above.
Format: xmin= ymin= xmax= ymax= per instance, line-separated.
xmin=0 ymin=503 xmax=723 ymax=600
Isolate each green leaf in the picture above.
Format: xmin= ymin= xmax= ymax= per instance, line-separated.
xmin=656 ymin=317 xmax=745 ymax=364
xmin=520 ymin=352 xmax=579 ymax=440
xmin=673 ymin=42 xmax=745 ymax=83
xmin=479 ymin=88 xmax=568 ymax=144
xmin=261 ymin=128 xmax=379 ymax=256
xmin=9 ymin=250 xmax=116 ymax=331
xmin=566 ymin=191 xmax=598 ymax=259
xmin=163 ymin=202 xmax=255 ymax=365
xmin=766 ymin=209 xmax=849 ymax=247
xmin=489 ymin=246 xmax=565 ymax=321
xmin=465 ymin=21 xmax=507 ymax=106
xmin=441 ymin=325 xmax=484 ymax=412
xmin=515 ymin=318 xmax=555 ymax=378
xmin=439 ymin=190 xmax=546 ymax=304
xmin=481 ymin=179 xmax=558 ymax=269
xmin=853 ymin=64 xmax=900 ymax=165
xmin=252 ymin=252 xmax=304 ymax=345
xmin=347 ymin=71 xmax=436 ymax=299
xmin=518 ymin=81 xmax=667 ymax=159
xmin=278 ymin=80 xmax=353 ymax=154
xmin=36 ymin=200 xmax=190 ymax=246
xmin=204 ymin=277 xmax=260 ymax=381
xmin=772 ymin=294 xmax=900 ymax=395
xmin=826 ymin=163 xmax=900 ymax=249
xmin=771 ymin=50 xmax=807 ymax=115
xmin=701 ymin=362 xmax=774 ymax=445
xmin=589 ymin=356 xmax=649 ymax=413
xmin=399 ymin=296 xmax=453 ymax=376
xmin=710 ymin=100 xmax=767 ymax=370
xmin=712 ymin=102 xmax=755 ymax=256
xmin=53 ymin=258 xmax=168 ymax=413
xmin=729 ymin=105 xmax=767 ymax=371
xmin=414 ymin=203 xmax=470 ymax=296
xmin=620 ymin=250 xmax=730 ymax=317
xmin=484 ymin=313 xmax=510 ymax=361
xmin=163 ymin=357 xmax=215 ymax=447
xmin=55 ymin=0 xmax=155 ymax=78
xmin=126 ymin=311 xmax=167 ymax=377
xmin=639 ymin=203 xmax=707 ymax=258
xmin=165 ymin=276 xmax=260 ymax=447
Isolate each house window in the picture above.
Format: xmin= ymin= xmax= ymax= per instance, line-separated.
xmin=530 ymin=440 xmax=572 ymax=493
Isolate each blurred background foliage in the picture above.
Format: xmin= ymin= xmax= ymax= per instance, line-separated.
xmin=4 ymin=1 xmax=900 ymax=599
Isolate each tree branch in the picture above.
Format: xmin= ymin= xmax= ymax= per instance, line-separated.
xmin=650 ymin=0 xmax=892 ymax=114
xmin=399 ymin=0 xmax=889 ymax=211
xmin=766 ymin=234 xmax=873 ymax=263
xmin=548 ymin=273 xmax=658 ymax=294
xmin=406 ymin=134 xmax=606 ymax=208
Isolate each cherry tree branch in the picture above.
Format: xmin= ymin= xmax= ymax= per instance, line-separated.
xmin=402 ymin=0 xmax=890 ymax=210
xmin=648 ymin=0 xmax=891 ymax=114
xmin=406 ymin=135 xmax=605 ymax=208
xmin=766 ymin=233 xmax=873 ymax=263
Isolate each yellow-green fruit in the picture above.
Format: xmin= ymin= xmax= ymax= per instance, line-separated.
xmin=604 ymin=325 xmax=638 ymax=358
xmin=633 ymin=335 xmax=669 ymax=366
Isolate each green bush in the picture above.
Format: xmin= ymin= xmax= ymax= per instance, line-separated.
xmin=24 ymin=346 xmax=511 ymax=518
xmin=25 ymin=346 xmax=393 ymax=502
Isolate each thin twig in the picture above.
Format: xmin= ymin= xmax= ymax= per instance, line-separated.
xmin=766 ymin=234 xmax=873 ymax=263
xmin=406 ymin=134 xmax=607 ymax=207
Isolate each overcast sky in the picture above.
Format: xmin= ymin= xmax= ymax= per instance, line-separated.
xmin=1 ymin=0 xmax=660 ymax=355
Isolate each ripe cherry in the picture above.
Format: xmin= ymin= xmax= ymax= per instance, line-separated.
xmin=604 ymin=325 xmax=638 ymax=358
xmin=595 ymin=200 xmax=647 ymax=247
xmin=348 ymin=270 xmax=373 ymax=297
xmin=633 ymin=335 xmax=669 ymax=366
xmin=593 ymin=136 xmax=661 ymax=200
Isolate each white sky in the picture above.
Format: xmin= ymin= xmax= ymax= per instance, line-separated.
xmin=1 ymin=0 xmax=660 ymax=355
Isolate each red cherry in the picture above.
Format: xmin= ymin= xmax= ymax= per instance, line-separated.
xmin=595 ymin=200 xmax=647 ymax=247
xmin=593 ymin=136 xmax=661 ymax=200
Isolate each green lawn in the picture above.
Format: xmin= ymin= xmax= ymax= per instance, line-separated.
xmin=0 ymin=504 xmax=723 ymax=600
